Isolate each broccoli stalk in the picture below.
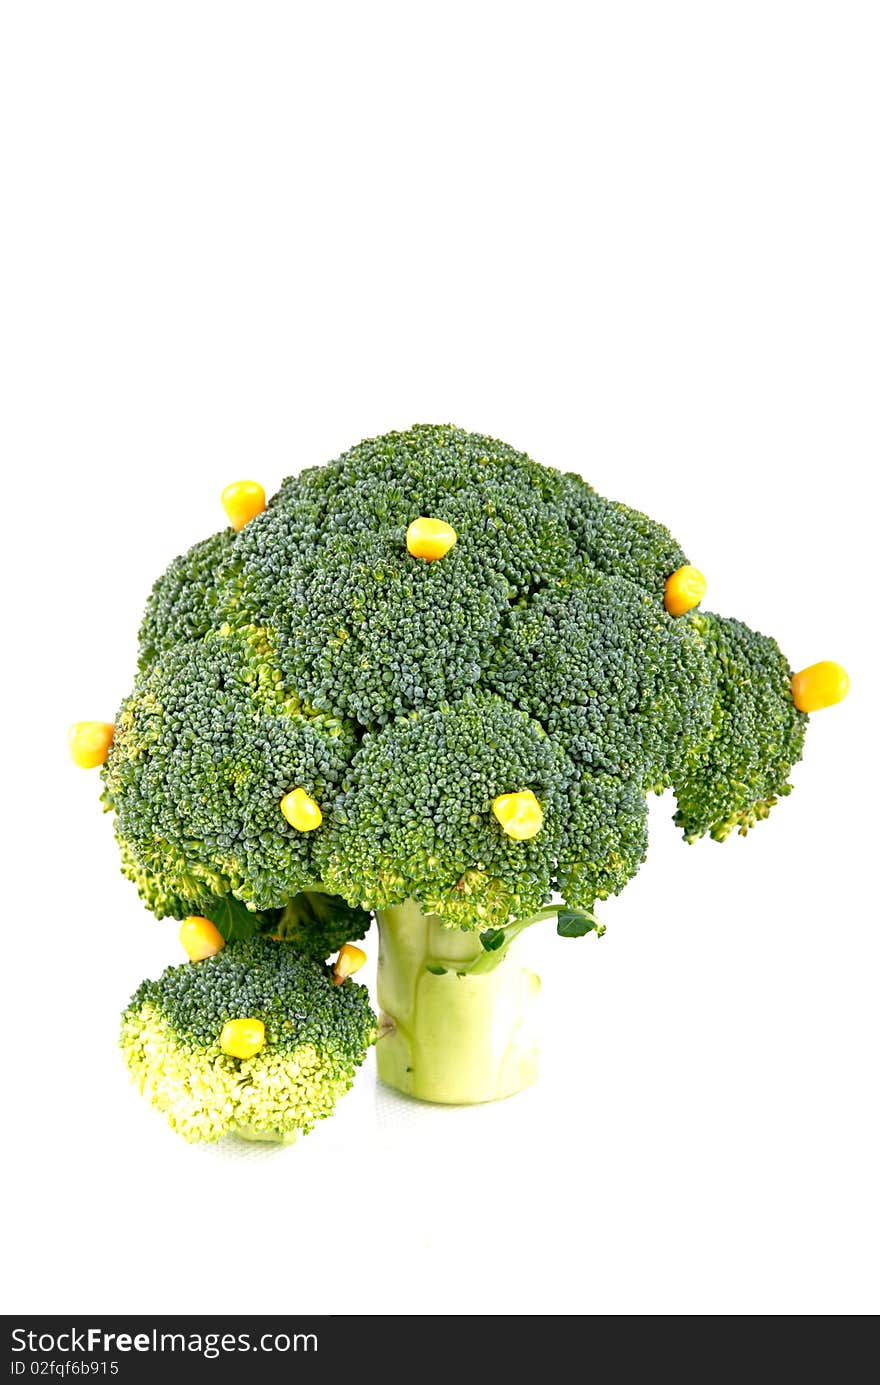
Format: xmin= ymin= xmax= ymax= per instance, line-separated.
xmin=375 ymin=900 xmax=541 ymax=1104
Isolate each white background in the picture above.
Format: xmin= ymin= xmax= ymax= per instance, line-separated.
xmin=2 ymin=2 xmax=878 ymax=1316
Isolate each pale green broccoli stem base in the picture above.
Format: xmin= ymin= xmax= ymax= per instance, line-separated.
xmin=375 ymin=900 xmax=541 ymax=1104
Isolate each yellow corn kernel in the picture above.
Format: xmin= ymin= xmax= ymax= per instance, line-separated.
xmin=492 ymin=789 xmax=544 ymax=841
xmin=280 ymin=787 xmax=323 ymax=832
xmin=221 ymin=480 xmax=266 ymax=532
xmin=68 ymin=721 xmax=115 ymax=768
xmin=664 ymin=565 xmax=707 ymax=616
xmin=179 ymin=915 xmax=226 ymax=962
xmin=219 ymin=1017 xmax=265 ymax=1059
xmin=333 ymin=943 xmax=367 ymax=985
xmin=791 ymin=661 xmax=849 ymax=713
xmin=406 ymin=516 xmax=458 ymax=561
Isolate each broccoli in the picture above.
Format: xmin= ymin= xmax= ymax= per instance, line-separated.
xmin=485 ymin=566 xmax=714 ymax=790
xmin=555 ymin=772 xmax=650 ymax=909
xmin=316 ymin=693 xmax=571 ymax=926
xmin=563 ymin=475 xmax=689 ymax=598
xmin=120 ymin=938 xmax=376 ymax=1143
xmin=71 ymin=423 xmax=846 ymax=1129
xmin=278 ymin=529 xmax=512 ymax=722
xmin=103 ymin=624 xmax=358 ymax=913
xmin=273 ymin=890 xmax=371 ymax=959
xmin=672 ymin=613 xmax=808 ymax=842
xmin=138 ymin=529 xmax=235 ymax=670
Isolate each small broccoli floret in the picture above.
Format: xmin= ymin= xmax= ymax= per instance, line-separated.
xmin=556 ymin=773 xmax=649 ymax=907
xmin=120 ymin=938 xmax=376 ymax=1142
xmin=672 ymin=613 xmax=807 ymax=841
xmin=103 ymin=626 xmax=358 ymax=911
xmin=487 ymin=567 xmax=714 ymax=791
xmin=564 ymin=473 xmax=688 ymax=599
xmin=317 ymin=694 xmax=571 ymax=926
xmin=138 ymin=530 xmax=235 ymax=670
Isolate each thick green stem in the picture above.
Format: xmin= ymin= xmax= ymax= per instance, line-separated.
xmin=375 ymin=900 xmax=541 ymax=1104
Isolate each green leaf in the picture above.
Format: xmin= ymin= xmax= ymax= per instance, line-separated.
xmin=556 ymin=907 xmax=602 ymax=939
xmin=480 ymin=927 xmax=506 ymax=952
xmin=426 ymin=964 xmax=447 ymax=976
xmin=202 ymin=894 xmax=265 ymax=942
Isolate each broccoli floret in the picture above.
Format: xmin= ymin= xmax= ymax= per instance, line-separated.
xmin=317 ymin=694 xmax=571 ymax=926
xmin=138 ymin=530 xmax=235 ymax=670
xmin=120 ymin=938 xmax=376 ymax=1142
xmin=556 ymin=773 xmax=649 ymax=907
xmin=275 ymin=530 xmax=511 ymax=722
xmin=219 ymin=426 xmax=583 ymax=721
xmin=486 ymin=567 xmax=714 ymax=791
xmin=115 ymin=826 xmax=370 ymax=955
xmin=103 ymin=625 xmax=358 ymax=911
xmin=113 ymin=829 xmax=226 ymax=919
xmin=226 ymin=424 xmax=577 ymax=599
xmin=564 ymin=472 xmax=688 ymax=599
xmin=672 ymin=613 xmax=807 ymax=841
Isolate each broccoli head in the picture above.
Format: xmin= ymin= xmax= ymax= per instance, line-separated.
xmin=72 ymin=423 xmax=846 ymax=1123
xmin=120 ymin=938 xmax=376 ymax=1143
xmin=99 ymin=423 xmax=821 ymax=931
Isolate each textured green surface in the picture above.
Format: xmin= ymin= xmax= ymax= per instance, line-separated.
xmin=103 ymin=423 xmax=807 ymax=929
xmin=120 ymin=938 xmax=376 ymax=1142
